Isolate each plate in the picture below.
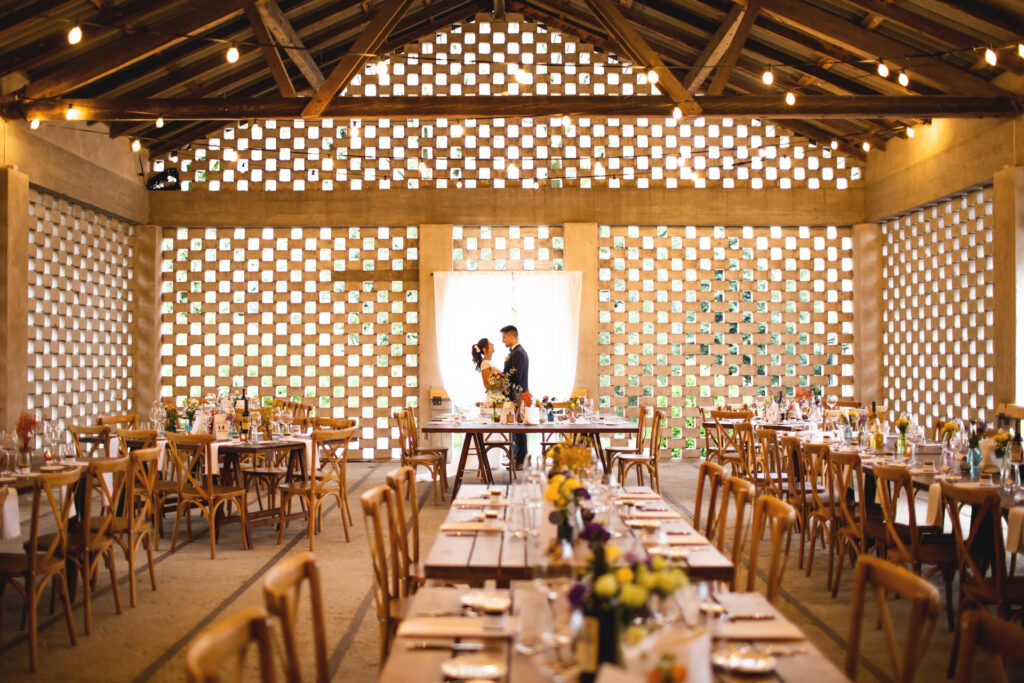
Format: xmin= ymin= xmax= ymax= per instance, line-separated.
xmin=460 ymin=591 xmax=511 ymax=614
xmin=440 ymin=654 xmax=506 ymax=680
xmin=40 ymin=465 xmax=65 ymax=472
xmin=624 ymin=519 xmax=661 ymax=529
xmin=711 ymin=646 xmax=776 ymax=674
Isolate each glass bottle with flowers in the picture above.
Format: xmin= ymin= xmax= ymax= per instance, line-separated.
xmin=966 ymin=421 xmax=984 ymax=476
xmin=15 ymin=411 xmax=39 ymax=472
xmin=544 ymin=471 xmax=588 ymax=544
xmin=894 ymin=416 xmax=910 ymax=460
xmin=840 ymin=410 xmax=856 ymax=447
xmin=994 ymin=429 xmax=1014 ymax=491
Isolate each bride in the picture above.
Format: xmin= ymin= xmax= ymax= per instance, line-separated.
xmin=471 ymin=337 xmax=497 ymax=390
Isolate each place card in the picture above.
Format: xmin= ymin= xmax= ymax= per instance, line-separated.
xmin=453 ymin=498 xmax=509 ymax=508
xmin=659 ymin=534 xmax=711 ymax=547
xmin=615 ymin=492 xmax=661 ymax=501
xmin=716 ymin=620 xmax=805 ymax=641
xmin=625 ymin=510 xmax=682 ymax=520
xmin=440 ymin=521 xmax=505 ymax=534
xmin=396 ymin=616 xmax=518 ymax=640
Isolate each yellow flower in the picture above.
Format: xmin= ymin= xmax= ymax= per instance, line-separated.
xmin=634 ymin=565 xmax=656 ymax=590
xmin=594 ymin=573 xmax=619 ymax=599
xmin=995 ymin=432 xmax=1010 ymax=444
xmin=620 ymin=583 xmax=650 ymax=609
xmin=604 ymin=545 xmax=623 ymax=564
xmin=615 ymin=567 xmax=634 ymax=584
xmin=622 ymin=624 xmax=648 ymax=647
xmin=650 ymin=555 xmax=667 ymax=572
xmin=896 ymin=417 xmax=909 ymax=430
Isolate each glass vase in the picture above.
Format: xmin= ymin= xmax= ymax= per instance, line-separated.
xmin=896 ymin=433 xmax=908 ymax=459
xmin=1000 ymin=454 xmax=1016 ymax=493
xmin=841 ymin=424 xmax=853 ymax=447
xmin=17 ymin=446 xmax=32 ymax=473
xmin=968 ymin=446 xmax=982 ymax=477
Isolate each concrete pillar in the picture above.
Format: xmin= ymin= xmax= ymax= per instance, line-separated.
xmin=131 ymin=225 xmax=163 ymax=414
xmin=993 ymin=166 xmax=1024 ymax=406
xmin=563 ymin=222 xmax=599 ymax=401
xmin=418 ymin=224 xmax=453 ymax=449
xmin=0 ymin=167 xmax=30 ymax=429
xmin=851 ymin=222 xmax=884 ymax=407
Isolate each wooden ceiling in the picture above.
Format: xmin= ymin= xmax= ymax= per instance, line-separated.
xmin=1 ymin=0 xmax=1023 ymax=162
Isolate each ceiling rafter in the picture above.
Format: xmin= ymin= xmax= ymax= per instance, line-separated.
xmin=245 ymin=1 xmax=297 ymax=98
xmin=703 ymin=0 xmax=761 ymax=95
xmin=682 ymin=1 xmax=756 ymax=93
xmin=254 ymin=0 xmax=325 ymax=89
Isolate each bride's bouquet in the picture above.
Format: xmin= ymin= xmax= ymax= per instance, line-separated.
xmin=485 ymin=368 xmax=519 ymax=404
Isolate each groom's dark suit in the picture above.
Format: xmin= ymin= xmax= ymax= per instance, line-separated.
xmin=503 ymin=343 xmax=529 ymax=465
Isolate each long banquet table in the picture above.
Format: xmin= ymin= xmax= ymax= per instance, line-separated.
xmin=424 ymin=484 xmax=734 ymax=585
xmin=422 ymin=416 xmax=638 ymax=499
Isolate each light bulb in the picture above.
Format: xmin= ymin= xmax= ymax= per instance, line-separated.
xmin=830 ymin=139 xmax=838 ymax=150
xmin=224 ymin=149 xmax=237 ymax=162
xmin=876 ymin=61 xmax=889 ymax=78
xmin=65 ymin=106 xmax=81 ymax=120
xmin=785 ymin=91 xmax=796 ymax=106
xmin=156 ymin=117 xmax=164 ymax=128
xmin=67 ymin=25 xmax=82 ymax=45
xmin=226 ymin=46 xmax=240 ymax=63
xmin=30 ymin=118 xmax=40 ymax=130
xmin=672 ymin=106 xmax=682 ymax=121
xmin=515 ymin=67 xmax=532 ymax=85
xmin=762 ymin=69 xmax=774 ymax=85
xmin=1019 ymin=43 xmax=1024 ymax=59
xmin=862 ymin=141 xmax=871 ymax=152
xmin=897 ymin=71 xmax=909 ymax=87
xmin=646 ymin=69 xmax=659 ymax=84
xmin=985 ymin=48 xmax=997 ymax=66
xmin=561 ymin=115 xmax=571 ymax=127
xmin=451 ymin=124 xmax=464 ymax=137
xmin=131 ymin=139 xmax=141 ymax=152
xmin=906 ymin=126 xmax=915 ymax=138
xmin=375 ymin=61 xmax=388 ymax=77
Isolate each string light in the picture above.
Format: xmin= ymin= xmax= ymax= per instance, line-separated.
xmin=1019 ymin=43 xmax=1024 ymax=59
xmin=906 ymin=126 xmax=915 ymax=138
xmin=861 ymin=141 xmax=871 ymax=152
xmin=785 ymin=91 xmax=796 ymax=106
xmin=131 ymin=139 xmax=141 ymax=152
xmin=515 ymin=67 xmax=532 ymax=85
xmin=375 ymin=61 xmax=388 ymax=77
xmin=876 ymin=61 xmax=889 ymax=78
xmin=761 ymin=69 xmax=774 ymax=85
xmin=560 ymin=115 xmax=571 ymax=127
xmin=65 ymin=106 xmax=81 ymax=120
xmin=67 ymin=25 xmax=82 ymax=45
xmin=226 ymin=45 xmax=240 ymax=63
xmin=451 ymin=123 xmax=464 ymax=137
xmin=985 ymin=48 xmax=997 ymax=66
xmin=646 ymin=69 xmax=659 ymax=84
xmin=830 ymin=139 xmax=838 ymax=150
xmin=897 ymin=71 xmax=909 ymax=87
xmin=30 ymin=118 xmax=40 ymax=130
xmin=156 ymin=117 xmax=164 ymax=128
xmin=672 ymin=106 xmax=682 ymax=121
xmin=223 ymin=148 xmax=238 ymax=162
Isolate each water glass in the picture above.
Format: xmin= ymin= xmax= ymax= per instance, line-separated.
xmin=513 ymin=582 xmax=551 ymax=655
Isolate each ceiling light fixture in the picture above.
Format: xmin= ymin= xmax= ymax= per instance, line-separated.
xmin=830 ymin=139 xmax=838 ymax=150
xmin=862 ymin=141 xmax=871 ymax=152
xmin=897 ymin=71 xmax=909 ymax=87
xmin=876 ymin=61 xmax=889 ymax=78
xmin=156 ymin=116 xmax=164 ymax=128
xmin=30 ymin=118 xmax=40 ymax=129
xmin=226 ymin=45 xmax=240 ymax=63
xmin=646 ymin=69 xmax=659 ymax=84
xmin=672 ymin=106 xmax=682 ymax=121
xmin=131 ymin=139 xmax=141 ymax=152
xmin=985 ymin=48 xmax=997 ymax=66
xmin=906 ymin=126 xmax=915 ymax=138
xmin=785 ymin=91 xmax=796 ymax=106
xmin=761 ymin=69 xmax=774 ymax=85
xmin=67 ymin=25 xmax=82 ymax=45
xmin=1019 ymin=43 xmax=1024 ymax=59
xmin=65 ymin=106 xmax=81 ymax=120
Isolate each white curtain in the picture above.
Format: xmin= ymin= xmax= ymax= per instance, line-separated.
xmin=434 ymin=271 xmax=582 ymax=409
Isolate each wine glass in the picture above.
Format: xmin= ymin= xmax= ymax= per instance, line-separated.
xmin=827 ymin=394 xmax=838 ymax=410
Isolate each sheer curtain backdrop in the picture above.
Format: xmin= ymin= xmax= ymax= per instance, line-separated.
xmin=434 ymin=271 xmax=582 ymax=408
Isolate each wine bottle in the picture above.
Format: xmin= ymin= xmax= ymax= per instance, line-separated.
xmin=1013 ymin=419 xmax=1023 ymax=463
xmin=240 ymin=394 xmax=251 ymax=442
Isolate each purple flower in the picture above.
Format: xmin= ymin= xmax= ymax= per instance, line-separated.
xmin=581 ymin=522 xmax=610 ymax=543
xmin=574 ymin=487 xmax=591 ymax=500
xmin=568 ymin=582 xmax=586 ymax=608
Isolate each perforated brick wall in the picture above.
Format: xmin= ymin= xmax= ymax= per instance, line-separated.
xmin=453 ymin=225 xmax=564 ymax=270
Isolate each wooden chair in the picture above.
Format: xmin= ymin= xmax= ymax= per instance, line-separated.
xmin=386 ymin=466 xmax=424 ymax=596
xmin=114 ymin=428 xmax=158 ymax=456
xmin=754 ymin=428 xmax=788 ymax=498
xmin=836 ymin=400 xmax=862 ymax=409
xmin=822 ymin=409 xmax=845 ymax=430
xmin=277 ymin=427 xmax=357 ymax=550
xmin=272 ymin=399 xmax=313 ymax=430
xmin=711 ymin=410 xmax=754 ymax=478
xmin=118 ymin=445 xmax=160 ymax=607
xmin=262 ymin=552 xmax=328 ymax=683
xmin=875 ymin=464 xmax=957 ymax=630
xmin=605 ymin=405 xmax=648 ymax=472
xmin=801 ymin=443 xmax=840 ymax=587
xmin=714 ymin=476 xmax=756 ymax=590
xmin=0 ymin=471 xmax=79 ymax=672
xmin=167 ymin=432 xmax=249 ymax=559
xmin=613 ymin=409 xmax=664 ymax=493
xmin=361 ymin=485 xmax=409 ymax=665
xmin=68 ymin=424 xmax=111 ymax=459
xmin=699 ymin=405 xmax=731 ymax=462
xmin=393 ymin=408 xmax=446 ymax=504
xmin=779 ymin=437 xmax=813 ymax=570
xmin=828 ymin=450 xmax=870 ymax=597
xmin=953 ymin=610 xmax=1024 ymax=683
xmin=98 ymin=413 xmax=139 ymax=430
xmin=312 ymin=416 xmax=356 ymax=429
xmin=186 ymin=607 xmax=277 ymax=683
xmin=846 ymin=555 xmax=940 ymax=682
xmin=693 ymin=460 xmax=726 ymax=539
xmin=746 ymin=495 xmax=797 ymax=604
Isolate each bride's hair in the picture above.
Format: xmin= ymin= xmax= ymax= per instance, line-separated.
xmin=471 ymin=338 xmax=490 ymax=371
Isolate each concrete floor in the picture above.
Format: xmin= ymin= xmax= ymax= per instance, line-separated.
xmin=0 ymin=458 xmax=995 ymax=682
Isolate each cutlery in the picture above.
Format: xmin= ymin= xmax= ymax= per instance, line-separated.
xmin=415 ymin=609 xmax=466 ymax=617
xmin=725 ymin=612 xmax=776 ymax=621
xmin=407 ymin=641 xmax=485 ymax=652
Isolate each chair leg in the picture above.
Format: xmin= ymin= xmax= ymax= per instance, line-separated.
xmin=170 ymin=500 xmax=184 ymax=551
xmin=797 ymin=507 xmax=806 ymax=570
xmin=805 ymin=518 xmax=817 ymax=577
xmin=307 ymin=498 xmax=316 ymax=551
xmin=238 ymin=495 xmax=250 ymax=551
xmin=27 ymin=573 xmax=38 ymax=672
xmin=145 ymin=534 xmax=157 ymax=592
xmin=107 ymin=549 xmax=123 ymax=615
xmin=831 ymin=538 xmax=845 ymax=598
xmin=208 ymin=505 xmax=217 ymax=560
xmin=57 ymin=571 xmax=77 ymax=647
xmin=337 ymin=492 xmax=351 ymax=542
xmin=825 ymin=524 xmax=836 ymax=592
xmin=277 ymin=493 xmax=288 ymax=545
xmin=81 ymin=558 xmax=93 ymax=636
xmin=941 ymin=566 xmax=955 ymax=632
xmin=127 ymin=533 xmax=138 ymax=608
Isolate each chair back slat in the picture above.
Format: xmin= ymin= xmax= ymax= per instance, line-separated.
xmin=712 ymin=411 xmax=754 ymax=475
xmin=31 ymin=470 xmax=81 ymax=573
xmin=941 ymin=482 xmax=1005 ymax=604
xmin=954 ymin=610 xmax=1024 ymax=683
xmin=392 ymin=409 xmax=413 ymax=462
xmin=829 ymin=450 xmax=867 ymax=553
xmin=98 ymin=414 xmax=139 ymax=430
xmin=715 ymin=475 xmax=755 ymax=590
xmin=186 ymin=607 xmax=277 ymax=683
xmin=115 ymin=429 xmax=157 ymax=458
xmin=310 ymin=427 xmax=357 ymax=493
xmin=646 ymin=410 xmax=664 ymax=461
xmin=312 ymin=417 xmax=356 ymax=430
xmin=386 ymin=466 xmax=421 ymax=597
xmin=755 ymin=428 xmax=786 ymax=496
xmin=694 ymin=461 xmax=725 ymax=539
xmin=873 ymin=464 xmax=920 ymax=569
xmin=747 ymin=494 xmax=797 ymax=603
xmin=799 ymin=443 xmax=834 ymax=518
xmin=84 ymin=457 xmax=129 ymax=547
xmin=166 ymin=433 xmax=215 ymax=494
xmin=361 ymin=485 xmax=402 ymax=661
xmin=262 ymin=552 xmax=328 ymax=683
xmin=69 ymin=424 xmax=111 ymax=459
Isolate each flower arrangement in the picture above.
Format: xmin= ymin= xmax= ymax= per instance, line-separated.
xmin=895 ymin=416 xmax=910 ymax=436
xmin=842 ymin=410 xmax=859 ymax=427
xmin=164 ymin=403 xmax=180 ymax=432
xmin=545 ymin=441 xmax=592 ymax=477
xmin=544 ymin=472 xmax=586 ymax=510
xmin=16 ymin=411 xmax=39 ymax=449
xmin=182 ymin=397 xmax=200 ymax=424
xmin=567 ymin=396 xmax=583 ymax=412
xmin=967 ymin=421 xmax=985 ymax=450
xmin=994 ymin=430 xmax=1011 ymax=458
xmin=485 ymin=368 xmax=518 ymax=403
xmin=940 ymin=421 xmax=959 ymax=443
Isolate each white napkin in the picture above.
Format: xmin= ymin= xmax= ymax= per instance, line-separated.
xmin=0 ymin=487 xmax=19 ymax=540
xmin=925 ymin=483 xmax=944 ymax=527
xmin=1007 ymin=507 xmax=1024 ymax=554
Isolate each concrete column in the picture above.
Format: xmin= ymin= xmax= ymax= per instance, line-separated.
xmin=131 ymin=225 xmax=163 ymax=414
xmin=0 ymin=167 xmax=30 ymax=429
xmin=563 ymin=222 xmax=599 ymax=401
xmin=851 ymin=222 xmax=884 ymax=407
xmin=993 ymin=166 xmax=1024 ymax=406
xmin=418 ymin=224 xmax=453 ymax=449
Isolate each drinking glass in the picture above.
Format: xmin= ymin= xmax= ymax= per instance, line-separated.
xmin=513 ymin=582 xmax=552 ymax=655
xmin=827 ymin=395 xmax=838 ymax=410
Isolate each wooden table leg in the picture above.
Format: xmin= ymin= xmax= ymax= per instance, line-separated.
xmin=223 ymin=453 xmax=254 ymax=549
xmin=450 ymin=434 xmax=474 ymax=501
xmin=474 ymin=433 xmax=495 ymax=485
xmin=589 ymin=432 xmax=609 ymax=472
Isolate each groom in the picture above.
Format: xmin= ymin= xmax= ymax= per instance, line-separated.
xmin=501 ymin=325 xmax=529 ymax=469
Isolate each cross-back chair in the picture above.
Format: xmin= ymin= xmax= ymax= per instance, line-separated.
xmin=361 ymin=485 xmax=409 ymax=665
xmin=874 ymin=464 xmax=956 ymax=631
xmin=68 ymin=424 xmax=111 ymax=459
xmin=386 ymin=466 xmax=424 ymax=597
xmin=278 ymin=427 xmax=357 ymax=550
xmin=953 ymin=610 xmax=1024 ymax=683
xmin=801 ymin=443 xmax=840 ymax=587
xmin=715 ymin=475 xmax=756 ymax=590
xmin=613 ymin=409 xmax=665 ymax=493
xmin=262 ymin=551 xmax=328 ymax=683
xmin=693 ymin=460 xmax=726 ymax=539
xmin=746 ymin=494 xmax=797 ymax=604
xmin=754 ymin=428 xmax=788 ymax=498
xmin=115 ymin=428 xmax=158 ymax=457
xmin=393 ymin=408 xmax=446 ymax=504
xmin=0 ymin=471 xmax=79 ymax=672
xmin=846 ymin=555 xmax=940 ymax=682
xmin=778 ymin=436 xmax=811 ymax=570
xmin=711 ymin=410 xmax=754 ymax=478
xmin=606 ymin=405 xmax=648 ymax=470
xmin=186 ymin=607 xmax=277 ymax=683
xmin=312 ymin=416 xmax=355 ymax=430
xmin=828 ymin=449 xmax=870 ymax=597
xmin=167 ymin=432 xmax=249 ymax=559
xmin=117 ymin=445 xmax=160 ymax=607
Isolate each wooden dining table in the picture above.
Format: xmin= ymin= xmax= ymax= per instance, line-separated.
xmin=423 ymin=484 xmax=734 ymax=585
xmin=421 ymin=416 xmax=638 ymax=500
xmin=379 ymin=586 xmax=847 ymax=683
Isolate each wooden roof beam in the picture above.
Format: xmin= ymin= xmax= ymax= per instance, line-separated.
xmin=748 ymin=0 xmax=1009 ymax=97
xmin=684 ymin=1 xmax=761 ymax=94
xmin=580 ymin=0 xmax=700 ymax=114
xmin=704 ymin=0 xmax=761 ymax=96
xmin=10 ymin=94 xmax=1021 ymax=120
xmin=774 ymin=119 xmax=866 ymax=161
xmin=302 ymin=0 xmax=417 ymax=117
xmin=254 ymin=0 xmax=325 ymax=90
xmin=22 ymin=1 xmax=248 ymax=100
xmin=245 ymin=2 xmax=297 ymax=98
